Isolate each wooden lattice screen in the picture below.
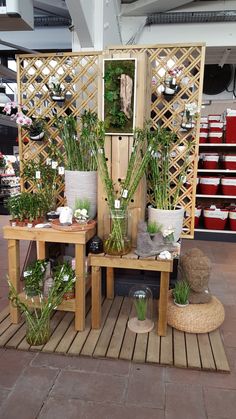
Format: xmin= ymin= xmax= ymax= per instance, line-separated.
xmin=17 ymin=43 xmax=205 ymax=238
xmin=17 ymin=51 xmax=101 ymax=207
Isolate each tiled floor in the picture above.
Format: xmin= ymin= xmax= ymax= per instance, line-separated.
xmin=0 ymin=215 xmax=236 ymax=418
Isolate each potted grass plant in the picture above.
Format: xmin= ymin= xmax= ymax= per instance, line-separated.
xmin=148 ymin=126 xmax=192 ymax=242
xmin=56 ymin=110 xmax=98 ymax=218
xmin=172 ymin=280 xmax=190 ymax=307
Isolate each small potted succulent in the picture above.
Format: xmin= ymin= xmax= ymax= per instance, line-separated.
xmin=48 ymin=75 xmax=65 ymax=102
xmin=172 ymin=280 xmax=190 ymax=308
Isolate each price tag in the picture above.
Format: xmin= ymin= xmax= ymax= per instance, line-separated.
xmin=63 ymin=275 xmax=69 ymax=282
xmin=115 ymin=200 xmax=120 ymax=209
xmin=51 ymin=161 xmax=58 ymax=169
xmin=46 ymin=158 xmax=52 ymax=165
xmin=23 ymin=270 xmax=32 ymax=277
xmin=58 ymin=166 xmax=65 ymax=175
xmin=122 ymin=189 xmax=128 ymax=198
xmin=98 ymin=148 xmax=104 ymax=154
xmin=35 ymin=171 xmax=41 ymax=179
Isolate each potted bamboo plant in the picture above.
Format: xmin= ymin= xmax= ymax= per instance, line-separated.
xmin=147 ymin=127 xmax=191 ymax=242
xmin=56 ymin=110 xmax=98 ymax=218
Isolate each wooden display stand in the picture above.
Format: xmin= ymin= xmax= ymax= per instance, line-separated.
xmin=3 ymin=225 xmax=96 ymax=331
xmin=90 ymin=251 xmax=173 ymax=336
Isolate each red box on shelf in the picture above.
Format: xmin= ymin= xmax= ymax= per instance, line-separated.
xmin=222 ymin=154 xmax=236 ymax=170
xmin=226 ymin=116 xmax=236 ymax=143
xmin=208 ymin=132 xmax=223 ymax=143
xmin=202 ymin=154 xmax=219 ymax=169
xmin=221 ymin=177 xmax=236 ymax=196
xmin=199 ymin=132 xmax=208 ymax=143
xmin=229 ymin=210 xmax=236 ymax=231
xmin=203 ymin=207 xmax=228 ymax=230
xmin=209 ymin=122 xmax=223 ymax=132
xmin=194 ymin=207 xmax=202 ymax=228
xmin=199 ymin=177 xmax=220 ymax=194
xmin=208 ymin=114 xmax=221 ymax=122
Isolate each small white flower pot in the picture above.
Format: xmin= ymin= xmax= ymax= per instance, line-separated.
xmin=29 ymin=131 xmax=45 ymax=141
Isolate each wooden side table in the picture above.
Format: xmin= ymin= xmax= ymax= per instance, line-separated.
xmin=90 ymin=251 xmax=173 ymax=336
xmin=3 ymin=225 xmax=95 ymax=331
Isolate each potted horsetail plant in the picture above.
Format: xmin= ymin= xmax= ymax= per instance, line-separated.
xmin=56 ymin=110 xmax=98 ymax=218
xmin=172 ymin=280 xmax=190 ymax=307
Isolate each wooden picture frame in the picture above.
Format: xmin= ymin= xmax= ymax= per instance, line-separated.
xmin=102 ymin=58 xmax=137 ymax=135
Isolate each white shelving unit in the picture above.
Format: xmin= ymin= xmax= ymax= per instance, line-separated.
xmin=197 ymin=139 xmax=236 ymax=237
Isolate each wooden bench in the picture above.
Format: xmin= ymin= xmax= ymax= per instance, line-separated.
xmin=90 ymin=251 xmax=173 ymax=336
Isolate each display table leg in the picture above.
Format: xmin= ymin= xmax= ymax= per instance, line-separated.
xmin=75 ymin=243 xmax=86 ymax=331
xmin=36 ymin=241 xmax=46 ymax=260
xmin=8 ymin=239 xmax=21 ymax=324
xmin=106 ymin=267 xmax=114 ymax=299
xmin=157 ymin=271 xmax=170 ymax=336
xmin=92 ymin=266 xmax=102 ymax=329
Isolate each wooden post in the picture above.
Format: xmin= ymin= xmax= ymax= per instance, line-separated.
xmin=75 ymin=243 xmax=86 ymax=331
xmin=106 ymin=267 xmax=114 ymax=299
xmin=158 ymin=271 xmax=170 ymax=336
xmin=8 ymin=239 xmax=21 ymax=323
xmin=36 ymin=241 xmax=46 ymax=260
xmin=91 ymin=266 xmax=102 ymax=329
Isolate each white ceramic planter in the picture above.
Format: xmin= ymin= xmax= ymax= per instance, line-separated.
xmin=29 ymin=131 xmax=45 ymax=141
xmin=148 ymin=206 xmax=184 ymax=242
xmin=174 ymin=300 xmax=189 ymax=308
xmin=64 ymin=170 xmax=97 ymax=219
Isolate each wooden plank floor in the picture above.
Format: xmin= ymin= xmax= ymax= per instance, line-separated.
xmin=0 ymin=298 xmax=230 ymax=373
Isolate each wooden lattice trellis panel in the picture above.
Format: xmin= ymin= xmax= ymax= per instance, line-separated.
xmin=109 ymin=43 xmax=205 ymax=238
xmin=17 ymin=51 xmax=101 ymax=207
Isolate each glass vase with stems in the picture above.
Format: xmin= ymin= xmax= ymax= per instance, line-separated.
xmin=89 ymin=121 xmax=158 ymax=255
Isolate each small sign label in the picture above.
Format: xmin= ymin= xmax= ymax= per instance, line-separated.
xmin=51 ymin=161 xmax=58 ymax=169
xmin=122 ymin=189 xmax=128 ymax=198
xmin=58 ymin=166 xmax=65 ymax=175
xmin=35 ymin=171 xmax=41 ymax=179
xmin=115 ymin=200 xmax=120 ymax=209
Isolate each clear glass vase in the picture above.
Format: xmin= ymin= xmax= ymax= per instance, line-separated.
xmin=25 ymin=313 xmax=50 ymax=346
xmin=103 ymin=209 xmax=132 ymax=256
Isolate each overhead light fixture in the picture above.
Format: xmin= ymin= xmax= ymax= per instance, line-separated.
xmin=0 ymin=79 xmax=11 ymax=108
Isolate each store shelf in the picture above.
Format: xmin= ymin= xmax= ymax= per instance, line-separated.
xmin=196 ymin=194 xmax=236 ymax=198
xmin=195 ymin=228 xmax=236 ymax=234
xmin=198 ymin=169 xmax=236 ymax=173
xmin=199 ymin=144 xmax=236 ymax=147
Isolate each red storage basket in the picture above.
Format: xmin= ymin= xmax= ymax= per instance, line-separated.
xmin=203 ymin=208 xmax=228 ymax=230
xmin=229 ymin=210 xmax=236 ymax=231
xmin=199 ymin=177 xmax=220 ymax=195
xmin=208 ymin=132 xmax=223 ymax=143
xmin=223 ymin=154 xmax=236 ymax=170
xmin=221 ymin=177 xmax=236 ymax=196
xmin=202 ymin=154 xmax=219 ymax=170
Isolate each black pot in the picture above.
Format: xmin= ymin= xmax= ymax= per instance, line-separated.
xmin=87 ymin=235 xmax=103 ymax=254
xmin=47 ymin=211 xmax=60 ymax=221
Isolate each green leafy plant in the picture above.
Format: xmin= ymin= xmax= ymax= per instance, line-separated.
xmin=148 ymin=126 xmax=192 ymax=210
xmin=6 ymin=192 xmax=47 ymax=223
xmin=172 ymin=280 xmax=190 ymax=305
xmin=56 ymin=110 xmax=97 ymax=171
xmin=52 ymin=262 xmax=76 ymax=296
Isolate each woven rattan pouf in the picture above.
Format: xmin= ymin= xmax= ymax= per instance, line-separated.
xmin=167 ymin=292 xmax=225 ymax=333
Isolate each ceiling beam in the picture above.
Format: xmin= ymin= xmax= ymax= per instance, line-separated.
xmin=0 ymin=64 xmax=17 ymax=81
xmin=34 ymin=0 xmax=70 ymax=18
xmin=121 ymin=0 xmax=193 ymax=16
xmin=65 ymin=0 xmax=93 ymax=47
